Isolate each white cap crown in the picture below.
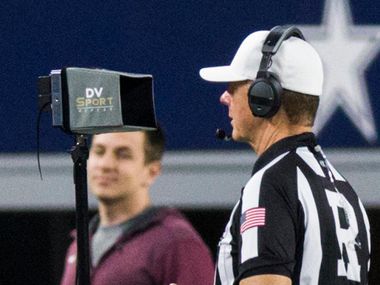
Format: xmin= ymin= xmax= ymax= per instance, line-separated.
xmin=199 ymin=30 xmax=324 ymax=96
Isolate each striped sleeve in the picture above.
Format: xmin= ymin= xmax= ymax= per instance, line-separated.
xmin=238 ymin=152 xmax=297 ymax=281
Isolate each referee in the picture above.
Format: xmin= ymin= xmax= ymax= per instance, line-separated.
xmin=199 ymin=26 xmax=370 ymax=285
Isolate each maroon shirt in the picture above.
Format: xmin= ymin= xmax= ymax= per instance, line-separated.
xmin=60 ymin=207 xmax=215 ymax=285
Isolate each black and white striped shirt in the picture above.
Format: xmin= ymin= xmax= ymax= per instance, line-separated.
xmin=215 ymin=133 xmax=370 ymax=285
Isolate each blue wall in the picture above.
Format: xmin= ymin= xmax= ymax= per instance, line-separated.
xmin=1 ymin=0 xmax=379 ymax=151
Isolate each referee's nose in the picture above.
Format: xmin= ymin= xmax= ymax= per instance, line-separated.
xmin=220 ymin=91 xmax=232 ymax=106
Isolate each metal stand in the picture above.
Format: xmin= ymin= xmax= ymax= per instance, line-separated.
xmin=71 ymin=135 xmax=90 ymax=285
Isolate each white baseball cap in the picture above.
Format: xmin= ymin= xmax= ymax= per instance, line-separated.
xmin=199 ymin=30 xmax=324 ymax=96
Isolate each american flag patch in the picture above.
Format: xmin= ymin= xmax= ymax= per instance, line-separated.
xmin=240 ymin=207 xmax=266 ymax=233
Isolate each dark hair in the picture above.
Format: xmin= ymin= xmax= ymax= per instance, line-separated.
xmin=143 ymin=124 xmax=166 ymax=164
xmin=281 ymin=89 xmax=319 ymax=126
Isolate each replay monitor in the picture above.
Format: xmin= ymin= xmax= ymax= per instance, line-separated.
xmin=38 ymin=67 xmax=157 ymax=134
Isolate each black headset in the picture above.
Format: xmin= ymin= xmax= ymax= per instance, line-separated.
xmin=248 ymin=25 xmax=305 ymax=118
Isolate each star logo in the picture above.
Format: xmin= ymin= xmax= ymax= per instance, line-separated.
xmin=299 ymin=0 xmax=380 ymax=143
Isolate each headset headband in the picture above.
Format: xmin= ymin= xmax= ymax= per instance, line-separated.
xmin=258 ymin=26 xmax=305 ymax=73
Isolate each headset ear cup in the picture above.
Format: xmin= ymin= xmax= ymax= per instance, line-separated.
xmin=248 ymin=74 xmax=282 ymax=118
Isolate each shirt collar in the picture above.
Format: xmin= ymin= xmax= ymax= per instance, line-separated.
xmin=252 ymin=132 xmax=317 ymax=175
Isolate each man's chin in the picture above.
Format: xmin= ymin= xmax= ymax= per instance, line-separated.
xmin=96 ymin=194 xmax=123 ymax=205
xmin=232 ymin=133 xmax=251 ymax=144
xmin=232 ymin=132 xmax=244 ymax=142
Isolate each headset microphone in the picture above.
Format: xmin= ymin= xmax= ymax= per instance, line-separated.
xmin=216 ymin=128 xmax=232 ymax=141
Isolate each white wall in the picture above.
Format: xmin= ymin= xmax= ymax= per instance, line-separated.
xmin=1 ymin=149 xmax=379 ymax=210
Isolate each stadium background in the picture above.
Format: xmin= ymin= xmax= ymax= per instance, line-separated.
xmin=1 ymin=0 xmax=379 ymax=283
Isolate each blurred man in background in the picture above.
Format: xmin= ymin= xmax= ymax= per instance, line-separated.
xmin=60 ymin=126 xmax=214 ymax=285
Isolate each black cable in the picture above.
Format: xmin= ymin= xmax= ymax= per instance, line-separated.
xmin=36 ymin=102 xmax=50 ymax=180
